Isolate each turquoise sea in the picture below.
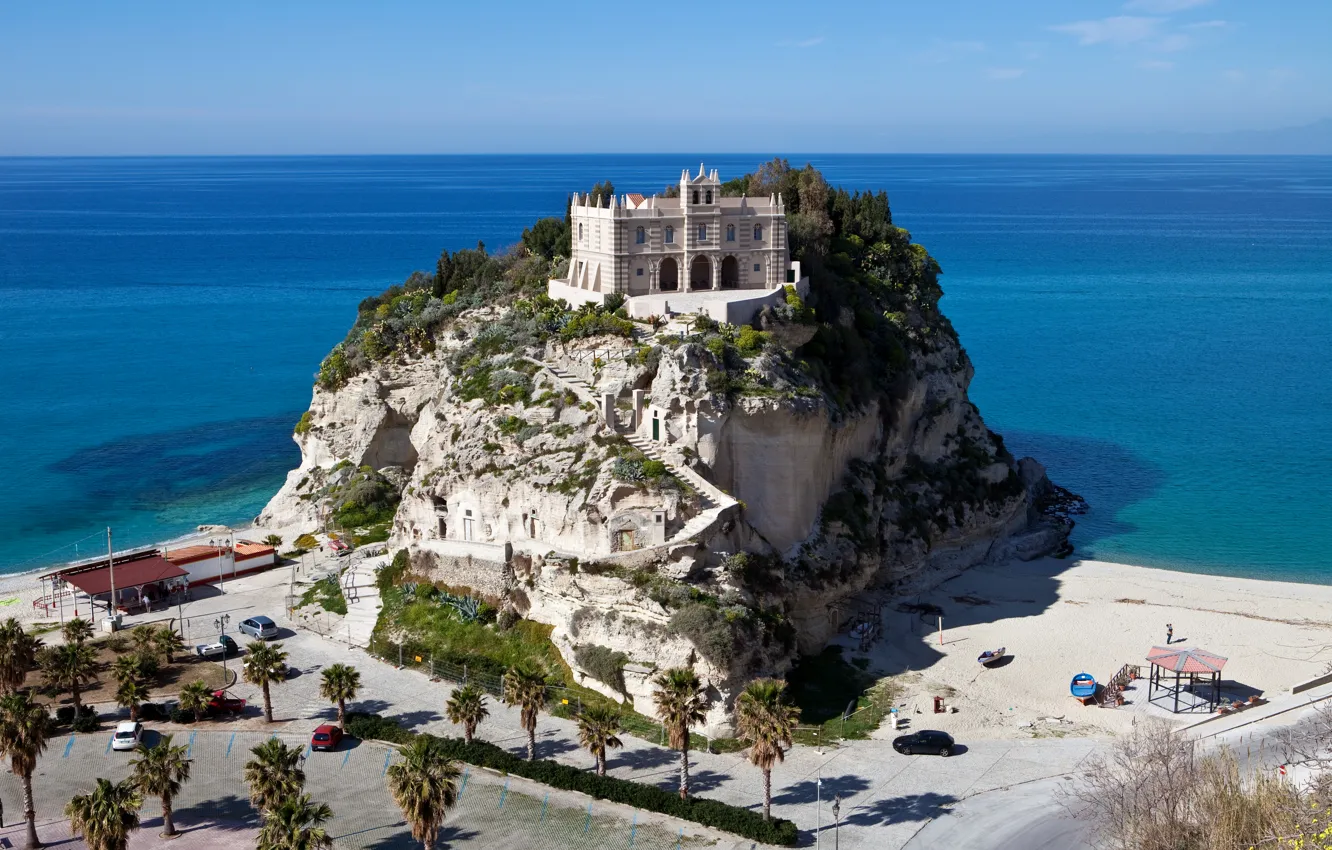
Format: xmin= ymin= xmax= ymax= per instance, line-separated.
xmin=1 ymin=155 xmax=1329 ymax=581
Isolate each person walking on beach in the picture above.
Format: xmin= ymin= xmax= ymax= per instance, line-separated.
xmin=1166 ymin=623 xmax=1174 ymax=644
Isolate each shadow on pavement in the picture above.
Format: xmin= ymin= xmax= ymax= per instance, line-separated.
xmin=175 ymin=793 xmax=260 ymax=830
xmin=843 ymin=792 xmax=958 ymax=827
xmin=613 ymin=745 xmax=677 ymax=771
xmin=773 ymin=774 xmax=872 ymax=805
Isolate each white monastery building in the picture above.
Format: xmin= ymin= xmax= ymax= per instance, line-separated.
xmin=548 ymin=164 xmax=806 ymax=324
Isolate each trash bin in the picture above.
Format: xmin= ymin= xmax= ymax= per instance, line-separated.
xmin=934 ymin=696 xmax=945 ymax=714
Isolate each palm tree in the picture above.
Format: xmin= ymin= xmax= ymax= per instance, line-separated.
xmin=264 ymin=534 xmax=283 ymax=548
xmin=243 ymin=641 xmax=288 ymax=723
xmin=178 ymin=680 xmax=212 ymax=722
xmin=652 ymin=667 xmax=709 ymax=801
xmin=151 ymin=626 xmax=185 ymax=665
xmin=735 ymin=678 xmax=800 ymax=821
xmin=66 ymin=777 xmax=142 ymax=850
xmin=110 ymin=655 xmax=144 ymax=688
xmin=61 ymin=617 xmax=94 ymax=646
xmin=318 ymin=663 xmax=360 ymax=728
xmin=129 ymin=735 xmax=191 ymax=838
xmin=0 ymin=692 xmax=53 ymax=849
xmin=502 ymin=667 xmax=547 ymax=761
xmin=0 ymin=618 xmax=43 ymax=695
xmin=386 ymin=736 xmax=461 ymax=850
xmin=576 ymin=704 xmax=624 ymax=776
xmin=115 ymin=679 xmax=149 ymax=722
xmin=130 ymin=626 xmax=160 ymax=666
xmin=244 ymin=737 xmax=306 ymax=815
xmin=38 ymin=642 xmax=98 ymax=713
xmin=444 ymin=685 xmax=488 ymax=745
xmin=256 ymin=793 xmax=333 ymax=850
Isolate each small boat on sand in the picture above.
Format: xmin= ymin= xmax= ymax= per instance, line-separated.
xmin=1070 ymin=672 xmax=1097 ymax=700
xmin=977 ymin=647 xmax=1006 ymax=666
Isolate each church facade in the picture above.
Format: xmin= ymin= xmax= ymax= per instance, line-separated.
xmin=554 ymin=164 xmax=794 ymax=299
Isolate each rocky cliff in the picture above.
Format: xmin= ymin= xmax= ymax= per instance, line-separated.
xmin=261 ymin=162 xmax=1075 ymax=733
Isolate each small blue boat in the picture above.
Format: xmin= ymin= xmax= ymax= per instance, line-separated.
xmin=1070 ymin=672 xmax=1097 ymax=699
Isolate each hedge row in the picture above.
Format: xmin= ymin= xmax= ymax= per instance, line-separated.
xmin=345 ymin=713 xmax=798 ymax=846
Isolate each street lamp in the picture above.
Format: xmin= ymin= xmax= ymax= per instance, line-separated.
xmin=214 ymin=614 xmax=231 ymax=682
xmin=832 ymin=795 xmax=841 ymax=850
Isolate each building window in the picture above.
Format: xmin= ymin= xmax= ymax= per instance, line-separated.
xmin=579 ymin=223 xmax=584 ymax=241
xmin=705 ymin=189 xmax=712 ymax=204
xmin=665 ymin=225 xmax=674 ymax=244
xmin=636 ymin=267 xmax=644 ymax=276
xmin=692 ymin=190 xmax=699 ymax=204
xmin=635 ymin=226 xmax=645 ymax=244
xmin=754 ymin=263 xmax=761 ymax=272
xmin=726 ymin=224 xmax=735 ymax=242
xmin=754 ymin=224 xmax=763 ymax=241
xmin=698 ymin=224 xmax=707 ymax=242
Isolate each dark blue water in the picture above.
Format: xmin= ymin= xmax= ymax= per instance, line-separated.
xmin=2 ymin=155 xmax=1330 ymax=580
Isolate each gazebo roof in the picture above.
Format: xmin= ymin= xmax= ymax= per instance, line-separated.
xmin=1146 ymin=646 xmax=1228 ymax=674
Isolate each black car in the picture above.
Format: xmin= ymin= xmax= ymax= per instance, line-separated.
xmin=892 ymin=730 xmax=955 ymax=757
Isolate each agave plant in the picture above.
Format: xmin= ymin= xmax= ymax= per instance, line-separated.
xmin=442 ymin=594 xmax=481 ymax=623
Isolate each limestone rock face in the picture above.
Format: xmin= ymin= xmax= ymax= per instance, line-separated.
xmin=262 ymin=306 xmax=1071 ymax=735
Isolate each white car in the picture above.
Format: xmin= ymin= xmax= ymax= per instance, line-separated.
xmin=111 ymin=721 xmax=143 ymax=751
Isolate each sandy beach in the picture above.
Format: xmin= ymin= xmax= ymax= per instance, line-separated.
xmin=849 ymin=557 xmax=1332 ymax=741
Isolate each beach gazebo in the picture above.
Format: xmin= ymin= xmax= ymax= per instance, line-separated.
xmin=1145 ymin=646 xmax=1228 ymax=713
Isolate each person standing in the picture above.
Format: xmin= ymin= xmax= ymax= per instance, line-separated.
xmin=1166 ymin=623 xmax=1174 ymax=644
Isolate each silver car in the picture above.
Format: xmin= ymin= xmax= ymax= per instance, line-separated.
xmin=238 ymin=615 xmax=278 ymax=640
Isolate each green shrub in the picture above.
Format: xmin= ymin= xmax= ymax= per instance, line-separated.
xmin=560 ymin=310 xmax=635 ymax=341
xmin=641 ymin=459 xmax=667 ymax=478
xmin=71 ymin=708 xmax=100 ymax=733
xmin=169 ymin=708 xmax=194 ymax=725
xmin=735 ymin=325 xmax=771 ymax=356
xmin=667 ymin=603 xmax=737 ymax=667
xmin=573 ymin=644 xmax=628 ymax=694
xmin=345 ymin=711 xmax=415 ymax=744
xmin=55 ymin=706 xmax=76 ymax=725
xmin=294 ymin=411 xmax=313 ymax=435
xmin=378 ymin=549 xmax=410 ymax=594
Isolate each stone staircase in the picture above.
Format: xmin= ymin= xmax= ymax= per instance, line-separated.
xmin=525 ymin=356 xmax=738 ymax=547
xmin=340 ymin=552 xmax=388 ymax=647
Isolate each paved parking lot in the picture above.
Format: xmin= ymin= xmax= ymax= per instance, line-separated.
xmin=0 ymin=729 xmax=733 ymax=849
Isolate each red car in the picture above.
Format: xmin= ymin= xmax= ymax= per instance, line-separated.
xmin=208 ymin=690 xmax=247 ymax=714
xmin=311 ymin=724 xmax=343 ymax=751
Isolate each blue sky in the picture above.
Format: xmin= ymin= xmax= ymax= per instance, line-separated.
xmin=2 ymin=0 xmax=1329 ymax=154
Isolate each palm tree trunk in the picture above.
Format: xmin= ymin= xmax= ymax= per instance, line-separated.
xmin=162 ymin=793 xmax=176 ymax=836
xmin=598 ymin=752 xmax=606 ymax=777
xmin=22 ymin=771 xmax=40 ymax=849
xmin=763 ymin=767 xmax=772 ymax=821
xmin=130 ymin=704 xmax=138 ymax=722
xmin=262 ymin=682 xmax=273 ymax=722
xmin=679 ymin=742 xmax=690 ymax=800
xmin=527 ymin=725 xmax=536 ymax=761
xmin=71 ymin=681 xmax=82 ymax=713
xmin=337 ymin=697 xmax=345 ymax=728
xmin=464 ymin=723 xmax=473 ymax=745
xmin=423 ymin=832 xmax=435 ymax=850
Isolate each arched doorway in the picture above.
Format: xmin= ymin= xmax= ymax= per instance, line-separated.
xmin=690 ymin=256 xmax=712 ymax=290
xmin=659 ymin=257 xmax=678 ymax=291
xmin=720 ymin=256 xmax=739 ymax=288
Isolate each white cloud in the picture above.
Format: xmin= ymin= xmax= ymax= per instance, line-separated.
xmin=986 ymin=68 xmax=1026 ymax=80
xmin=1123 ymin=0 xmax=1210 ymax=11
xmin=1050 ymin=16 xmax=1161 ymax=46
xmin=775 ymin=36 xmax=825 ymax=48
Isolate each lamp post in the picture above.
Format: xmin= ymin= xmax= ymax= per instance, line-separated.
xmin=816 ymin=772 xmax=822 ymax=850
xmin=214 ymin=614 xmax=231 ymax=683
xmin=832 ymin=794 xmax=841 ymax=850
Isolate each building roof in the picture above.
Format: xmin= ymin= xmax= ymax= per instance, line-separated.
xmin=164 ymin=545 xmax=226 ymax=565
xmin=1146 ymin=646 xmax=1228 ymax=674
xmin=59 ymin=556 xmax=188 ymax=597
xmin=234 ymin=541 xmax=276 ymax=561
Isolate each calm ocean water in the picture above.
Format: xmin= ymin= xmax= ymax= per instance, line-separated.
xmin=1 ymin=155 xmax=1329 ymax=581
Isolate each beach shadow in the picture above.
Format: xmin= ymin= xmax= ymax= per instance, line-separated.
xmin=982 ymin=655 xmax=1015 ymax=669
xmin=613 ymin=745 xmax=677 ymax=771
xmin=773 ymin=774 xmax=872 ymax=806
xmin=843 ymin=791 xmax=957 ymax=827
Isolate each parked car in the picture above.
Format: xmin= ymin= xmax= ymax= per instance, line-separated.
xmin=892 ymin=730 xmax=955 ymax=757
xmin=238 ymin=615 xmax=279 ymax=640
xmin=310 ymin=724 xmax=343 ymax=751
xmin=111 ymin=721 xmax=143 ymax=751
xmin=137 ymin=701 xmax=177 ymax=721
xmin=194 ymin=634 xmax=239 ymax=658
xmin=208 ymin=690 xmax=247 ymax=715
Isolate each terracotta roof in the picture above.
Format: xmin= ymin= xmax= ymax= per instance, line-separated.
xmin=164 ymin=545 xmax=226 ymax=566
xmin=60 ymin=556 xmax=188 ymax=596
xmin=1146 ymin=646 xmax=1228 ymax=674
xmin=626 ymin=193 xmax=645 ymax=208
xmin=234 ymin=541 xmax=276 ymax=561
